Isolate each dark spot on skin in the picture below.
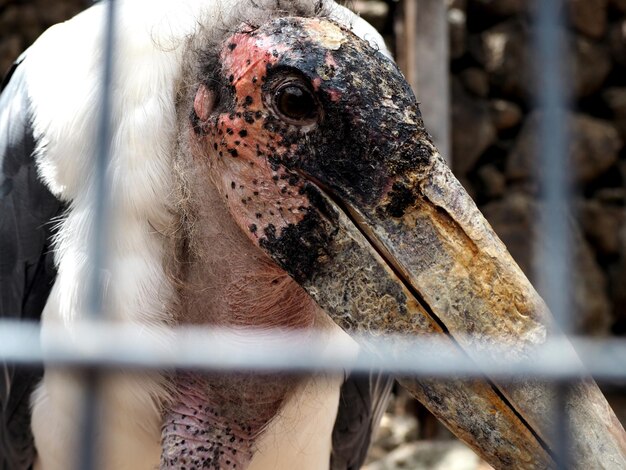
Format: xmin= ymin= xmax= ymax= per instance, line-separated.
xmin=239 ymin=129 xmax=248 ymax=138
xmin=259 ymin=211 xmax=335 ymax=283
xmin=234 ymin=140 xmax=241 ymax=146
xmin=244 ymin=112 xmax=255 ymax=124
xmin=228 ymin=74 xmax=234 ymax=83
xmin=231 ymin=182 xmax=236 ymax=189
xmin=243 ymin=96 xmax=253 ymax=107
xmin=226 ymin=128 xmax=234 ymax=135
xmin=228 ymin=148 xmax=239 ymax=157
xmin=263 ymin=120 xmax=279 ymax=133
xmin=228 ymin=43 xmax=237 ymax=51
xmin=382 ymin=182 xmax=415 ymax=218
xmin=255 ymin=213 xmax=262 ymax=219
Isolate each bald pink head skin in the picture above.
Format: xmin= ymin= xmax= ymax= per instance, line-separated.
xmin=159 ymin=9 xmax=436 ymax=467
xmin=191 ymin=26 xmax=314 ymax=248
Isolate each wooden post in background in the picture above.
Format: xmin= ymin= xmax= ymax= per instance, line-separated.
xmin=395 ymin=0 xmax=451 ymax=166
xmin=395 ymin=1 xmax=453 ymax=436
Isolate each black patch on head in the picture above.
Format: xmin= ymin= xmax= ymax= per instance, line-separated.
xmin=259 ymin=209 xmax=335 ymax=283
xmin=382 ymin=182 xmax=415 ymax=218
xmin=244 ymin=112 xmax=255 ymax=124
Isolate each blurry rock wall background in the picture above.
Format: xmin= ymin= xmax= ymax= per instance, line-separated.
xmin=1 ymin=1 xmax=625 ymax=468
xmin=354 ymin=0 xmax=626 ymax=339
xmin=0 ymin=0 xmax=86 ymax=74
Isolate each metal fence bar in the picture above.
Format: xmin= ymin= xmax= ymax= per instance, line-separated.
xmin=534 ymin=0 xmax=573 ymax=468
xmin=79 ymin=0 xmax=118 ymax=468
xmin=534 ymin=0 xmax=573 ymax=334
xmin=2 ymin=321 xmax=626 ymax=381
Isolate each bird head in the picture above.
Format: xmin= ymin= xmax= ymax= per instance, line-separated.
xmin=185 ymin=16 xmax=547 ymax=347
xmin=165 ymin=14 xmax=624 ymax=470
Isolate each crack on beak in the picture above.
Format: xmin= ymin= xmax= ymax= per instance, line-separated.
xmin=298 ymin=171 xmax=556 ymax=462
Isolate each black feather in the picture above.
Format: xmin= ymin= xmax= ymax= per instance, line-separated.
xmin=331 ymin=372 xmax=394 ymax=469
xmin=0 ymin=55 xmax=65 ymax=470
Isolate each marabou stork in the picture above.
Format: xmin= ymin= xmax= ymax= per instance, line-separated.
xmin=1 ymin=1 xmax=625 ymax=469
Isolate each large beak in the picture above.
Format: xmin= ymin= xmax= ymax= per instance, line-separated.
xmin=293 ymin=154 xmax=626 ymax=469
xmin=263 ymin=112 xmax=626 ymax=470
xmin=245 ymin=17 xmax=626 ymax=469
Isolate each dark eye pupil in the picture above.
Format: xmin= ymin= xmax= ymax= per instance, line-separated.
xmin=276 ymin=85 xmax=316 ymax=121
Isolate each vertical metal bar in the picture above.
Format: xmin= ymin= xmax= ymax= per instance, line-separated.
xmin=78 ymin=0 xmax=117 ymax=468
xmin=534 ymin=1 xmax=572 ymax=469
xmin=535 ymin=0 xmax=571 ymax=332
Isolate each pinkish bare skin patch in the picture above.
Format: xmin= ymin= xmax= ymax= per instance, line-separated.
xmin=194 ymin=85 xmax=215 ymax=121
xmin=161 ymin=373 xmax=292 ymax=470
xmin=192 ymin=27 xmax=313 ymax=250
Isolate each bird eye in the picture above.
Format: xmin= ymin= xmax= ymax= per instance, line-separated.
xmin=272 ymin=82 xmax=319 ymax=126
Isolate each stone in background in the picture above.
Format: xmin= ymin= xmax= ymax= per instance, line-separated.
xmin=0 ymin=0 xmax=87 ymax=76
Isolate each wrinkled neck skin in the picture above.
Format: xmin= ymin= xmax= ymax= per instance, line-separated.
xmin=161 ymin=136 xmax=319 ymax=469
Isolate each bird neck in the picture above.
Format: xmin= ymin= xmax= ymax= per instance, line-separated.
xmin=162 ymin=153 xmax=322 ymax=468
xmin=160 ymin=372 xmax=296 ymax=469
